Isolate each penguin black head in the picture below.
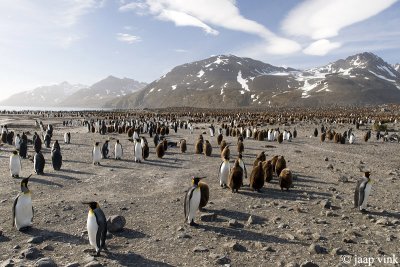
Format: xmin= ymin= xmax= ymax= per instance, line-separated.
xmin=238 ymin=153 xmax=243 ymax=159
xmin=364 ymin=171 xmax=371 ymax=178
xmin=191 ymin=176 xmax=206 ymax=186
xmin=13 ymin=150 xmax=18 ymax=155
xmin=82 ymin=201 xmax=99 ymax=210
xmin=95 ymin=142 xmax=99 ymax=146
xmin=21 ymin=174 xmax=32 ymax=193
xmin=116 ymin=139 xmax=119 ymax=143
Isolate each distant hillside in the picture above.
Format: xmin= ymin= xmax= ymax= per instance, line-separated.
xmin=105 ymin=53 xmax=400 ymax=108
xmin=0 ymin=82 xmax=86 ymax=107
xmin=60 ymin=76 xmax=147 ymax=108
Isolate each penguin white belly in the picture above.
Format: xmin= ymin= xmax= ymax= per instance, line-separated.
xmin=93 ymin=148 xmax=101 ymax=163
xmin=238 ymin=160 xmax=245 ymax=179
xmin=188 ymin=188 xmax=201 ymax=223
xmin=15 ymin=137 xmax=21 ymax=149
xmin=220 ymin=162 xmax=230 ymax=186
xmin=115 ymin=144 xmax=122 ymax=158
xmin=246 ymin=129 xmax=250 ymax=138
xmin=349 ymin=135 xmax=355 ymax=144
xmin=360 ymin=183 xmax=372 ymax=210
xmin=10 ymin=156 xmax=21 ymax=176
xmin=64 ymin=133 xmax=68 ymax=143
xmin=15 ymin=194 xmax=33 ymax=230
xmin=209 ymin=128 xmax=214 ymax=137
xmin=134 ymin=143 xmax=143 ymax=161
xmin=87 ymin=211 xmax=99 ymax=252
xmin=268 ymin=132 xmax=272 ymax=141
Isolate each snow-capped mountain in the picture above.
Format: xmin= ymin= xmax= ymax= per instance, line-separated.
xmin=393 ymin=63 xmax=400 ymax=72
xmin=106 ymin=52 xmax=400 ymax=108
xmin=60 ymin=76 xmax=147 ymax=107
xmin=0 ymin=82 xmax=87 ymax=107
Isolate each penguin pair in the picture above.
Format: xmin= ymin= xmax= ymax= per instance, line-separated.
xmin=184 ymin=176 xmax=206 ymax=226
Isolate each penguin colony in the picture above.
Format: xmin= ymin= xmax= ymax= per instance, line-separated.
xmin=1 ymin=106 xmax=393 ymax=262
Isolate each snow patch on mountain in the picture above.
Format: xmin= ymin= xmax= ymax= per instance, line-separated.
xmin=237 ymin=71 xmax=250 ymax=92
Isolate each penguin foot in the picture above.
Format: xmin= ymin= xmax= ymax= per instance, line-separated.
xmin=189 ymin=221 xmax=199 ymax=227
xmin=360 ymin=209 xmax=368 ymax=213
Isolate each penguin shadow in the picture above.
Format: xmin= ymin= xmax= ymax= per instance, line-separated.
xmin=0 ymin=234 xmax=11 ymax=242
xmin=295 ymin=174 xmax=337 ymax=186
xmin=21 ymin=227 xmax=86 ymax=245
xmin=211 ymin=208 xmax=263 ymax=222
xmin=237 ymin=187 xmax=329 ymax=201
xmin=43 ymin=172 xmax=79 ymax=181
xmin=29 ymin=177 xmax=63 ymax=188
xmin=367 ymin=210 xmax=400 ymax=220
xmin=196 ymin=223 xmax=304 ymax=245
xmin=105 ymin=251 xmax=173 ymax=267
xmin=141 ymin=159 xmax=183 ymax=169
xmin=57 ymin=169 xmax=93 ymax=175
xmin=63 ymin=159 xmax=90 ymax=164
xmin=111 ymin=228 xmax=149 ymax=239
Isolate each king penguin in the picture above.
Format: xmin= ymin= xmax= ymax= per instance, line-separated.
xmin=10 ymin=150 xmax=22 ymax=178
xmin=102 ymin=140 xmax=109 ymax=159
xmin=64 ymin=132 xmax=71 ymax=144
xmin=184 ymin=176 xmax=206 ymax=226
xmin=82 ymin=201 xmax=107 ymax=256
xmin=218 ymin=156 xmax=230 ymax=188
xmin=93 ymin=142 xmax=102 ymax=165
xmin=13 ymin=175 xmax=34 ymax=230
xmin=34 ymin=151 xmax=45 ymax=175
xmin=354 ymin=171 xmax=372 ymax=212
xmin=115 ymin=140 xmax=123 ymax=160
xmin=51 ymin=147 xmax=62 ymax=171
xmin=134 ymin=138 xmax=143 ymax=163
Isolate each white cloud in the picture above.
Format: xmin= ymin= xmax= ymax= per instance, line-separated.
xmin=282 ymin=0 xmax=397 ymax=40
xmin=303 ymin=39 xmax=342 ymax=56
xmin=116 ymin=33 xmax=142 ymax=44
xmin=174 ymin=49 xmax=188 ymax=53
xmin=120 ymin=0 xmax=301 ymax=54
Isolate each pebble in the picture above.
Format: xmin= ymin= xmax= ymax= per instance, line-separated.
xmin=330 ymin=248 xmax=349 ymax=255
xmin=21 ymin=247 xmax=42 ymax=260
xmin=84 ymin=262 xmax=102 ymax=267
xmin=209 ymin=253 xmax=231 ymax=265
xmin=376 ymin=218 xmax=391 ymax=226
xmin=286 ymin=263 xmax=300 ymax=267
xmin=320 ymin=199 xmax=331 ymax=209
xmin=28 ymin=236 xmax=44 ymax=244
xmin=107 ymin=215 xmax=126 ymax=232
xmin=65 ymin=263 xmax=80 ymax=267
xmin=308 ymin=244 xmax=327 ymax=254
xmin=0 ymin=259 xmax=14 ymax=267
xmin=177 ymin=233 xmax=191 ymax=239
xmin=224 ymin=241 xmax=247 ymax=252
xmin=34 ymin=257 xmax=57 ymax=267
xmin=338 ymin=175 xmax=348 ymax=183
xmin=301 ymin=262 xmax=319 ymax=267
xmin=327 ymin=164 xmax=333 ymax=170
xmin=193 ymin=245 xmax=209 ymax=253
xmin=227 ymin=219 xmax=242 ymax=228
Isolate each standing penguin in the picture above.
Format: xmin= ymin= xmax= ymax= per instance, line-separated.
xmin=44 ymin=133 xmax=51 ymax=148
xmin=115 ymin=140 xmax=123 ymax=160
xmin=82 ymin=202 xmax=107 ymax=256
xmin=275 ymin=156 xmax=286 ymax=177
xmin=142 ymin=139 xmax=149 ymax=160
xmin=64 ymin=132 xmax=71 ymax=144
xmin=102 ymin=140 xmax=109 ymax=159
xmin=179 ymin=139 xmax=187 ymax=153
xmin=354 ymin=171 xmax=372 ymax=212
xmin=10 ymin=150 xmax=22 ymax=178
xmin=51 ymin=147 xmax=62 ymax=171
xmin=250 ymin=161 xmax=264 ymax=192
xmin=217 ymin=133 xmax=223 ymax=145
xmin=184 ymin=176 xmax=206 ymax=226
xmin=14 ymin=134 xmax=21 ymax=150
xmin=19 ymin=133 xmax=28 ymax=159
xmin=52 ymin=140 xmax=60 ymax=152
xmin=229 ymin=159 xmax=243 ymax=193
xmin=203 ymin=140 xmax=212 ymax=156
xmin=93 ymin=142 xmax=102 ymax=165
xmin=218 ymin=157 xmax=230 ymax=188
xmin=221 ymin=145 xmax=230 ymax=161
xmin=195 ymin=138 xmax=203 ymax=154
xmin=237 ymin=140 xmax=244 ymax=154
xmin=349 ymin=133 xmax=355 ymax=144
xmin=237 ymin=153 xmax=247 ymax=180
xmin=263 ymin=160 xmax=274 ymax=183
xmin=33 ymin=133 xmax=42 ymax=153
xmin=156 ymin=142 xmax=165 ymax=158
xmin=198 ymin=181 xmax=209 ymax=211
xmin=134 ymin=139 xmax=143 ymax=163
xmin=34 ymin=151 xmax=45 ymax=175
xmin=12 ymin=175 xmax=34 ymax=230
xmin=279 ymin=168 xmax=293 ymax=191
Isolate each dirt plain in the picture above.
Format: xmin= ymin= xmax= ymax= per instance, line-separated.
xmin=0 ymin=112 xmax=400 ymax=267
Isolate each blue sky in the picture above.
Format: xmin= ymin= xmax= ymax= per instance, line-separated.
xmin=0 ymin=0 xmax=399 ymax=100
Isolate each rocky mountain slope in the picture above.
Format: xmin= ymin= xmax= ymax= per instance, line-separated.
xmin=105 ymin=53 xmax=400 ymax=109
xmin=59 ymin=76 xmax=147 ymax=108
xmin=393 ymin=63 xmax=400 ymax=72
xmin=0 ymin=82 xmax=86 ymax=107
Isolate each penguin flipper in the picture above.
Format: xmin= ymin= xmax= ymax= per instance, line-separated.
xmin=12 ymin=194 xmax=20 ymax=227
xmin=358 ymin=180 xmax=367 ymax=208
xmin=32 ymin=206 xmax=35 ymax=222
xmin=184 ymin=186 xmax=195 ymax=221
xmin=218 ymin=161 xmax=223 ymax=180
